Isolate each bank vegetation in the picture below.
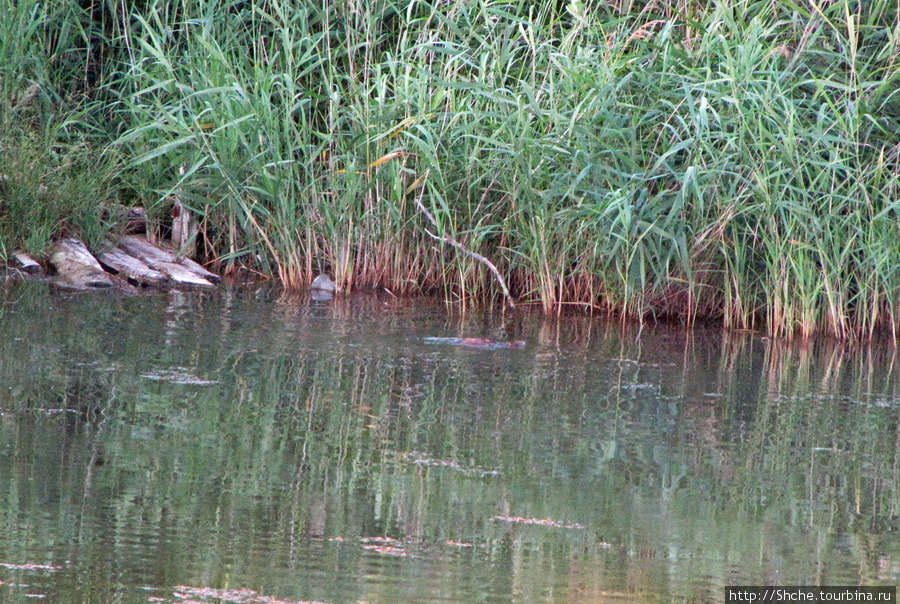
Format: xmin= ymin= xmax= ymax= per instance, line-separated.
xmin=2 ymin=0 xmax=900 ymax=340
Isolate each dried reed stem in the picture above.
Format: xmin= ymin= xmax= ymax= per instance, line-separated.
xmin=413 ymin=186 xmax=515 ymax=309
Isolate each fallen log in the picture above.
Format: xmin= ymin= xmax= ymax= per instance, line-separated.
xmin=118 ymin=234 xmax=179 ymax=264
xmin=97 ymin=244 xmax=168 ymax=286
xmin=119 ymin=235 xmax=220 ymax=284
xmin=50 ymin=238 xmax=115 ymax=289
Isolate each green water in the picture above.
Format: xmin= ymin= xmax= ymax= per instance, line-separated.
xmin=0 ymin=281 xmax=898 ymax=603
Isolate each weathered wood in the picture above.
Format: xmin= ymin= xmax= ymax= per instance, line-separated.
xmin=171 ymin=202 xmax=197 ymax=257
xmin=119 ymin=235 xmax=220 ymax=284
xmin=118 ymin=235 xmax=174 ymax=264
xmin=50 ymin=238 xmax=115 ymax=289
xmin=97 ymin=244 xmax=168 ymax=286
xmin=11 ymin=251 xmax=42 ymax=275
xmin=153 ymin=261 xmax=214 ymax=287
xmin=180 ymin=256 xmax=220 ymax=283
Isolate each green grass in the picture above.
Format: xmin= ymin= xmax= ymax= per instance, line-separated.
xmin=3 ymin=0 xmax=900 ymax=339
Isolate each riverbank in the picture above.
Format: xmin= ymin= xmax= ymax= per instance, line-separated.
xmin=2 ymin=0 xmax=900 ymax=339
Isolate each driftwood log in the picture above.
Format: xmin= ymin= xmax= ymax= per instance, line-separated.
xmin=97 ymin=244 xmax=168 ymax=286
xmin=45 ymin=235 xmax=221 ymax=290
xmin=9 ymin=202 xmax=223 ymax=290
xmin=118 ymin=235 xmax=219 ymax=286
xmin=50 ymin=238 xmax=115 ymax=289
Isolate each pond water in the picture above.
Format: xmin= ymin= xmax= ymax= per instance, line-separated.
xmin=0 ymin=281 xmax=898 ymax=603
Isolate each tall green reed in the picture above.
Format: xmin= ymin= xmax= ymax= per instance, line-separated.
xmin=0 ymin=0 xmax=120 ymax=256
xmin=6 ymin=0 xmax=898 ymax=338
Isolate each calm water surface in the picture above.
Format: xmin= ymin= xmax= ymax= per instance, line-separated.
xmin=0 ymin=282 xmax=898 ymax=603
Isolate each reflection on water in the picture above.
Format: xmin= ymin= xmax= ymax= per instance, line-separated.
xmin=0 ymin=281 xmax=898 ymax=602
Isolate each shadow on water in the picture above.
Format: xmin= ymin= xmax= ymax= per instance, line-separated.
xmin=0 ymin=281 xmax=898 ymax=602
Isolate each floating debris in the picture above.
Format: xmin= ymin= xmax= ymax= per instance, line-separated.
xmin=329 ymin=535 xmax=477 ymax=554
xmin=492 ymin=515 xmax=585 ymax=530
xmin=360 ymin=536 xmax=408 ymax=557
xmin=408 ymin=452 xmax=500 ymax=477
xmin=0 ymin=562 xmax=57 ymax=571
xmin=360 ymin=536 xmax=403 ymax=544
xmin=140 ymin=368 xmax=218 ymax=386
xmin=423 ymin=337 xmax=525 ymax=350
xmin=171 ymin=585 xmax=330 ymax=604
xmin=617 ymin=383 xmax=658 ymax=392
xmin=361 ymin=545 xmax=408 ymax=557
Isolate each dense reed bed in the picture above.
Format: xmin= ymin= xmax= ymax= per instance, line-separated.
xmin=3 ymin=0 xmax=900 ymax=339
xmin=0 ymin=0 xmax=120 ymax=256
